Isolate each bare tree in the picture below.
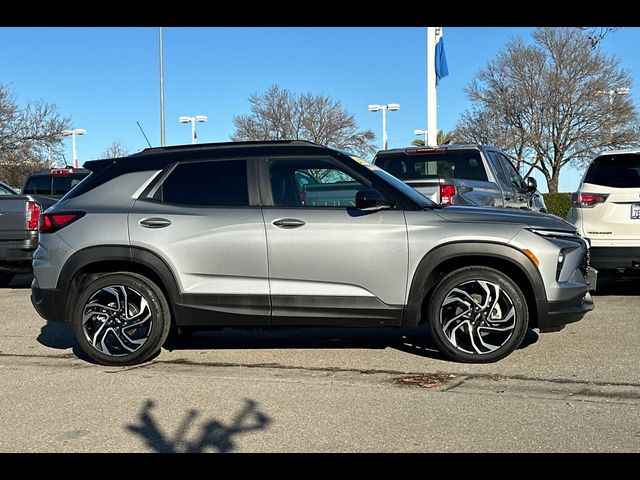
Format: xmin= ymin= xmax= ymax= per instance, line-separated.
xmin=0 ymin=83 xmax=70 ymax=187
xmin=100 ymin=141 xmax=130 ymax=159
xmin=232 ymin=85 xmax=376 ymax=158
xmin=455 ymin=27 xmax=640 ymax=192
xmin=578 ymin=27 xmax=620 ymax=48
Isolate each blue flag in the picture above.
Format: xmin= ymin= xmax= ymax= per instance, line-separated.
xmin=435 ymin=36 xmax=448 ymax=86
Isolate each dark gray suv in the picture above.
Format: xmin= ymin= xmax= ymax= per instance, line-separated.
xmin=31 ymin=141 xmax=593 ymax=366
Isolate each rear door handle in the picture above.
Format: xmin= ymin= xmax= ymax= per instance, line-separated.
xmin=139 ymin=217 xmax=172 ymax=228
xmin=272 ymin=218 xmax=306 ymax=229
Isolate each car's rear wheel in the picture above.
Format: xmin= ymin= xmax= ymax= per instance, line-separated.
xmin=0 ymin=272 xmax=14 ymax=287
xmin=72 ymin=272 xmax=171 ymax=366
xmin=427 ymin=266 xmax=528 ymax=363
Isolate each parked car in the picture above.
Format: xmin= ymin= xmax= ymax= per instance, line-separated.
xmin=31 ymin=141 xmax=592 ymax=366
xmin=0 ymin=181 xmax=18 ymax=196
xmin=0 ymin=167 xmax=90 ymax=286
xmin=372 ymin=145 xmax=546 ymax=211
xmin=567 ymin=149 xmax=640 ymax=283
xmin=0 ymin=191 xmax=41 ymax=287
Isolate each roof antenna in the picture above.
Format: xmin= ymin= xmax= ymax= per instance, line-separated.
xmin=136 ymin=121 xmax=153 ymax=148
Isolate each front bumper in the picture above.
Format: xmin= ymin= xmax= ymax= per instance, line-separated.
xmin=31 ymin=277 xmax=66 ymax=323
xmin=537 ymin=291 xmax=594 ymax=332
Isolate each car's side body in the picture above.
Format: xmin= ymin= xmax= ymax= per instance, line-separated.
xmin=31 ymin=141 xmax=592 ymax=365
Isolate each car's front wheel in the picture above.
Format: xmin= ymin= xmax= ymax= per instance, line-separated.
xmin=72 ymin=272 xmax=171 ymax=366
xmin=427 ymin=266 xmax=529 ymax=363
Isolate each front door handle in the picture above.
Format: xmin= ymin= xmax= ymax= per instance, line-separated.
xmin=272 ymin=218 xmax=306 ymax=229
xmin=139 ymin=217 xmax=172 ymax=228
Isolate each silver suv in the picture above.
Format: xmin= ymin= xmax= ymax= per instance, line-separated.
xmin=31 ymin=141 xmax=593 ymax=366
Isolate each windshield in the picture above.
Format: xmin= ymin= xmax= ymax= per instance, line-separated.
xmin=584 ymin=154 xmax=640 ymax=188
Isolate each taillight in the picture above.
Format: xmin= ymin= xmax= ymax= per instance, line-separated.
xmin=440 ymin=184 xmax=456 ymax=205
xmin=26 ymin=201 xmax=41 ymax=231
xmin=39 ymin=211 xmax=85 ymax=233
xmin=571 ymin=192 xmax=608 ymax=208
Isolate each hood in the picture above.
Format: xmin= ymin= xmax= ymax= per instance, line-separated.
xmin=433 ymin=206 xmax=576 ymax=232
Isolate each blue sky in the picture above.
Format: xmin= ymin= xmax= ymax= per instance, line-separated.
xmin=1 ymin=27 xmax=639 ymax=192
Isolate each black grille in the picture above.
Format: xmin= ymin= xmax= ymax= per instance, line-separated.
xmin=579 ymin=246 xmax=590 ymax=277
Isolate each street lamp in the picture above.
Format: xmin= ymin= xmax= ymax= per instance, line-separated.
xmin=368 ymin=103 xmax=400 ymax=150
xmin=413 ymin=129 xmax=428 ymax=146
xmin=179 ymin=115 xmax=208 ymax=144
xmin=597 ymin=87 xmax=630 ymax=141
xmin=62 ymin=128 xmax=86 ymax=168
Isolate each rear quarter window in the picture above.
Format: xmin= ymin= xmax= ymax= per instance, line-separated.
xmin=584 ymin=154 xmax=640 ymax=188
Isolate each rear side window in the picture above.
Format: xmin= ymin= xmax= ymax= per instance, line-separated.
xmin=22 ymin=176 xmax=51 ymax=194
xmin=377 ymin=150 xmax=488 ymax=182
xmin=584 ymin=154 xmax=640 ymax=188
xmin=158 ymin=160 xmax=249 ymax=207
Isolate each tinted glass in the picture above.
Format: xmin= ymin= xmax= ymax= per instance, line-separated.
xmin=377 ymin=150 xmax=488 ymax=182
xmin=584 ymin=154 xmax=640 ymax=188
xmin=52 ymin=173 xmax=90 ymax=195
xmin=269 ymin=157 xmax=369 ymax=208
xmin=22 ymin=176 xmax=51 ymax=194
xmin=486 ymin=151 xmax=509 ymax=187
xmin=498 ymin=153 xmax=526 ymax=190
xmin=160 ymin=160 xmax=249 ymax=206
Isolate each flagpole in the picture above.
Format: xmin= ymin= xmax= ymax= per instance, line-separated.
xmin=159 ymin=27 xmax=166 ymax=147
xmin=427 ymin=26 xmax=437 ymax=146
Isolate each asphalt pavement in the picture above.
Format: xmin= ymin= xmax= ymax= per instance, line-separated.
xmin=0 ymin=274 xmax=639 ymax=452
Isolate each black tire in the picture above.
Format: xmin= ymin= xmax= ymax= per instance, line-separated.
xmin=427 ymin=266 xmax=529 ymax=363
xmin=0 ymin=272 xmax=14 ymax=287
xmin=72 ymin=272 xmax=171 ymax=366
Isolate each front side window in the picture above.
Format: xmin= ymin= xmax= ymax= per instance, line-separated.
xmin=584 ymin=154 xmax=640 ymax=188
xmin=268 ymin=157 xmax=370 ymax=207
xmin=498 ymin=153 xmax=526 ymax=190
xmin=157 ymin=160 xmax=249 ymax=207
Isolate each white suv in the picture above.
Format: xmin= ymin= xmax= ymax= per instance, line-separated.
xmin=567 ymin=149 xmax=640 ymax=281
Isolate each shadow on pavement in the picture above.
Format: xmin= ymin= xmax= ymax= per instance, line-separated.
xmin=2 ymin=273 xmax=32 ymax=289
xmin=126 ymin=398 xmax=270 ymax=453
xmin=164 ymin=325 xmax=539 ymax=361
xmin=592 ymin=277 xmax=640 ymax=296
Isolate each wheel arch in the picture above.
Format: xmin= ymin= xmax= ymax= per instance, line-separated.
xmin=56 ymin=245 xmax=180 ymax=324
xmin=403 ymin=242 xmax=546 ymax=328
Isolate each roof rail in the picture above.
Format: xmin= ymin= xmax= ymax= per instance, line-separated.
xmin=132 ymin=139 xmax=321 ymax=156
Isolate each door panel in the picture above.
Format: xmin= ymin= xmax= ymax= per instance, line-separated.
xmin=129 ymin=159 xmax=269 ymax=325
xmin=263 ymin=207 xmax=408 ymax=325
xmin=261 ymin=156 xmax=408 ymax=326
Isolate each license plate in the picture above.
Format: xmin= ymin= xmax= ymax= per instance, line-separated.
xmin=632 ymin=204 xmax=640 ymax=219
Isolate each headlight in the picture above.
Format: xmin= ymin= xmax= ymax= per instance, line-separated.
xmin=527 ymin=228 xmax=579 ymax=239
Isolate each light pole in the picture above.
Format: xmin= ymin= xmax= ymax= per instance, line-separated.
xmin=597 ymin=87 xmax=630 ymax=141
xmin=368 ymin=103 xmax=400 ymax=150
xmin=413 ymin=129 xmax=428 ymax=146
xmin=62 ymin=128 xmax=86 ymax=168
xmin=179 ymin=115 xmax=208 ymax=144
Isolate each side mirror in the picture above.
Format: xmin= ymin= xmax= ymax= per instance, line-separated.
xmin=355 ymin=188 xmax=395 ymax=211
xmin=526 ymin=176 xmax=537 ymax=192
